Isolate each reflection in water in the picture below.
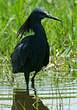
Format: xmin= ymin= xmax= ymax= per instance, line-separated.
xmin=12 ymin=89 xmax=49 ymax=110
xmin=0 ymin=72 xmax=77 ymax=110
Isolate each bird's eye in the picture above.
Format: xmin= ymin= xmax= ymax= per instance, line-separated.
xmin=39 ymin=12 xmax=46 ymax=17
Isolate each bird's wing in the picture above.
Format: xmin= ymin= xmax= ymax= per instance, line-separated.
xmin=11 ymin=41 xmax=31 ymax=72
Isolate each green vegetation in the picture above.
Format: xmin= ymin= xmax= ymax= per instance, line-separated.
xmin=0 ymin=0 xmax=77 ymax=83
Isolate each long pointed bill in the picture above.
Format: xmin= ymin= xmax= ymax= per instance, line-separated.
xmin=46 ymin=14 xmax=61 ymax=22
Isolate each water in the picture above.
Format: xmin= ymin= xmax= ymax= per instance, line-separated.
xmin=0 ymin=85 xmax=13 ymax=110
xmin=0 ymin=71 xmax=77 ymax=110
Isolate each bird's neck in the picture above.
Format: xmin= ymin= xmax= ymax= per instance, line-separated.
xmin=31 ymin=23 xmax=46 ymax=37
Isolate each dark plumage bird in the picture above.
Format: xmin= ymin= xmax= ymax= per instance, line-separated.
xmin=11 ymin=8 xmax=61 ymax=92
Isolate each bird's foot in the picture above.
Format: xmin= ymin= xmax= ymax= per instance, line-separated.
xmin=31 ymin=80 xmax=37 ymax=95
xmin=32 ymin=87 xmax=37 ymax=95
xmin=26 ymin=88 xmax=29 ymax=95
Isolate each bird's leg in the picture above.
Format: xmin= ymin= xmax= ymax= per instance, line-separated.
xmin=31 ymin=72 xmax=37 ymax=89
xmin=31 ymin=72 xmax=37 ymax=95
xmin=24 ymin=73 xmax=29 ymax=93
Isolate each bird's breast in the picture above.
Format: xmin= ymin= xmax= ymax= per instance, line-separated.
xmin=30 ymin=35 xmax=48 ymax=68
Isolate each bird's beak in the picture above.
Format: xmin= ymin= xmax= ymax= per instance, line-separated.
xmin=46 ymin=13 xmax=61 ymax=22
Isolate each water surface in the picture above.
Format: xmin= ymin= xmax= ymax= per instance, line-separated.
xmin=0 ymin=70 xmax=77 ymax=110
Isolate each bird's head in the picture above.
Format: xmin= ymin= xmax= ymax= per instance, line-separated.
xmin=29 ymin=8 xmax=61 ymax=22
xmin=17 ymin=8 xmax=61 ymax=37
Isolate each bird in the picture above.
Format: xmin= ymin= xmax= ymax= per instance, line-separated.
xmin=11 ymin=8 xmax=61 ymax=92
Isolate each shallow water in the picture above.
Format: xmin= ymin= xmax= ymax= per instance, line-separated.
xmin=0 ymin=71 xmax=77 ymax=110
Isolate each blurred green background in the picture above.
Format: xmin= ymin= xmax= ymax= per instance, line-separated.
xmin=0 ymin=0 xmax=77 ymax=83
